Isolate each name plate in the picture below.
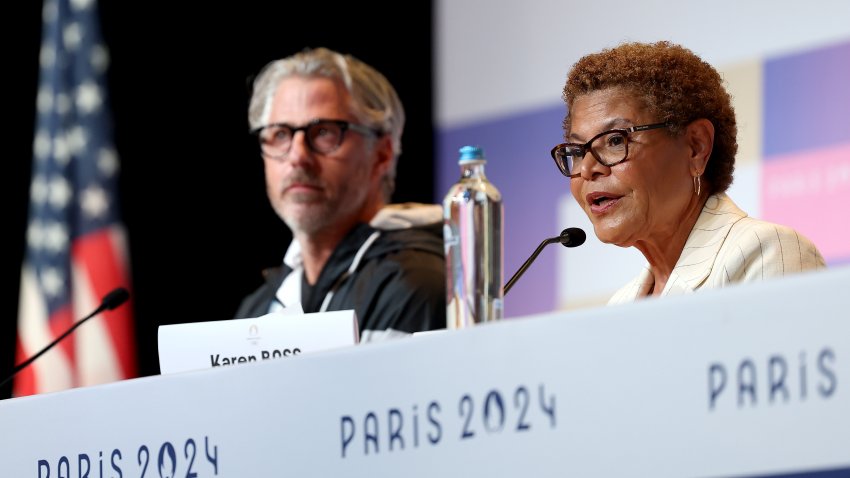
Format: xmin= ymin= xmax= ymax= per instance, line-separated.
xmin=157 ymin=309 xmax=359 ymax=374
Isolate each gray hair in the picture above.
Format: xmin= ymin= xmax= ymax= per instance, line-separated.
xmin=248 ymin=47 xmax=405 ymax=200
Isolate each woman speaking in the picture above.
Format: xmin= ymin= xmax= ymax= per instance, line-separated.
xmin=551 ymin=41 xmax=826 ymax=303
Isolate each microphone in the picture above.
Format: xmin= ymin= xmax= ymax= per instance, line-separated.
xmin=0 ymin=287 xmax=130 ymax=389
xmin=503 ymin=227 xmax=586 ymax=296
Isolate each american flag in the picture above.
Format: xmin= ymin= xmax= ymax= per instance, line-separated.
xmin=15 ymin=0 xmax=136 ymax=396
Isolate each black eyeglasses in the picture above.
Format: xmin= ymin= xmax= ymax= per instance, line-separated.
xmin=550 ymin=122 xmax=671 ymax=178
xmin=251 ymin=118 xmax=383 ymax=159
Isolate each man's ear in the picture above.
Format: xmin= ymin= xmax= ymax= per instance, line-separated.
xmin=371 ymin=134 xmax=394 ymax=177
xmin=686 ymin=118 xmax=714 ymax=175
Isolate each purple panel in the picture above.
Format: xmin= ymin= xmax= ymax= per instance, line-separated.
xmin=764 ymin=40 xmax=850 ymax=157
xmin=436 ymin=104 xmax=573 ymax=318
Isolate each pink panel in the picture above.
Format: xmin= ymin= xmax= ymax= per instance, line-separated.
xmin=762 ymin=143 xmax=850 ymax=262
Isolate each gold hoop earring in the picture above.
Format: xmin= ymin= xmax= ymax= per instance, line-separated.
xmin=693 ymin=174 xmax=701 ymax=196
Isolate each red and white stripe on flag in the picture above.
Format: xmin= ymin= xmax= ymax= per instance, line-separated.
xmin=15 ymin=228 xmax=136 ymax=397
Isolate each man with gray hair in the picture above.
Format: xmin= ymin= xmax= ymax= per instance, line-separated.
xmin=235 ymin=48 xmax=445 ymax=341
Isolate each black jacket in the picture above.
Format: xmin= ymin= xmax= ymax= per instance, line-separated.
xmin=234 ymin=222 xmax=446 ymax=338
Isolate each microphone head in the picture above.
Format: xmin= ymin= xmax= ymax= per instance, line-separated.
xmin=559 ymin=227 xmax=586 ymax=248
xmin=101 ymin=287 xmax=130 ymax=310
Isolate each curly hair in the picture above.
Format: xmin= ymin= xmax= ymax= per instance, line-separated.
xmin=563 ymin=41 xmax=737 ymax=195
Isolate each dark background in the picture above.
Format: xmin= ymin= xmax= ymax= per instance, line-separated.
xmin=2 ymin=2 xmax=435 ymax=398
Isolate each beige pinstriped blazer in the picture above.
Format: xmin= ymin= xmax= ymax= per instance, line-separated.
xmin=609 ymin=193 xmax=827 ymax=304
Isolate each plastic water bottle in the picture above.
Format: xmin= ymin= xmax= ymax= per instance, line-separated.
xmin=443 ymin=145 xmax=504 ymax=328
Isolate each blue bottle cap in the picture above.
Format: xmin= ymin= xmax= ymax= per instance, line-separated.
xmin=458 ymin=145 xmax=486 ymax=164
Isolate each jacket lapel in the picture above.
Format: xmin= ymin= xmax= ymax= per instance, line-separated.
xmin=664 ymin=193 xmax=747 ymax=294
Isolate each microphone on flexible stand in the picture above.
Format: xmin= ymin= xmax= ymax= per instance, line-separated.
xmin=503 ymin=227 xmax=586 ymax=296
xmin=0 ymin=287 xmax=130 ymax=390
